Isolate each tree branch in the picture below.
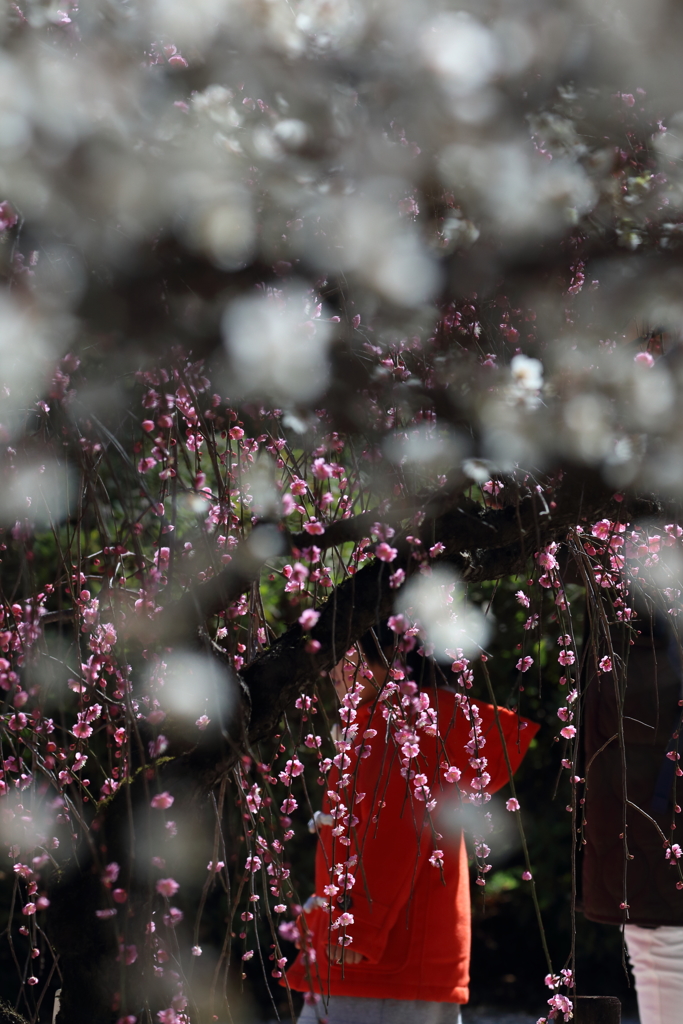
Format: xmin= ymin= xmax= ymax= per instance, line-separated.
xmin=241 ymin=469 xmax=660 ymax=741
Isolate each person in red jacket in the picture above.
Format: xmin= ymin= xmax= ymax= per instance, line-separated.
xmin=286 ymin=626 xmax=538 ymax=1023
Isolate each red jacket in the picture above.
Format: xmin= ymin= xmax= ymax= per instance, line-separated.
xmin=286 ymin=688 xmax=538 ymax=1003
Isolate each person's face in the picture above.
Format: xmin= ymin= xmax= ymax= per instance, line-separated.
xmin=329 ymin=648 xmax=361 ymax=701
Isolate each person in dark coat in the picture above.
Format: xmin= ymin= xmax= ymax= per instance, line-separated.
xmin=581 ymin=594 xmax=683 ymax=1024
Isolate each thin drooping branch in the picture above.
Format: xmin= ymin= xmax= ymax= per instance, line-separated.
xmin=241 ymin=470 xmax=660 ymax=743
xmin=153 ymin=476 xmax=470 ymax=646
xmin=150 ymin=465 xmax=660 ymax=752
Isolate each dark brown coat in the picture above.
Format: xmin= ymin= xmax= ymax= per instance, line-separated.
xmin=582 ymin=612 xmax=683 ymax=926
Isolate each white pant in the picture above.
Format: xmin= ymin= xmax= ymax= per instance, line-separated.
xmin=624 ymin=924 xmax=683 ymax=1024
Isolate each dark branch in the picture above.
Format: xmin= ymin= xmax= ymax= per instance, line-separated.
xmin=241 ymin=468 xmax=660 ymax=742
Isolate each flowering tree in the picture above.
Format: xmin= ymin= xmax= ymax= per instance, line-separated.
xmin=0 ymin=1 xmax=683 ymax=1022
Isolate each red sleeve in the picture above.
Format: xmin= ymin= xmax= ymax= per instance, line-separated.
xmin=439 ymin=697 xmax=539 ymax=793
xmin=481 ymin=704 xmax=539 ymax=793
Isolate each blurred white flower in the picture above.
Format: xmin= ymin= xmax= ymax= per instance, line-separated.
xmin=420 ymin=13 xmax=500 ymax=97
xmin=440 ymin=142 xmax=595 ymax=237
xmin=384 ymin=425 xmax=464 ymax=470
xmin=0 ymin=460 xmax=75 ymax=529
xmin=147 ymin=652 xmax=235 ymax=729
xmin=300 ymin=188 xmax=439 ymax=306
xmin=509 ymin=354 xmax=544 ymax=408
xmin=222 ymin=286 xmax=333 ymax=403
xmin=149 ymin=0 xmax=237 ymax=47
xmin=0 ymin=295 xmax=59 ymax=432
xmin=397 ymin=567 xmax=490 ymax=662
xmin=295 ymin=0 xmax=366 ymax=51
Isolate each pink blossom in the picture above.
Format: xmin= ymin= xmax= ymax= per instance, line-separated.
xmin=151 ymin=792 xmax=174 ymax=810
xmin=388 ymin=614 xmax=408 ymax=633
xmin=470 ymin=772 xmax=491 ymax=791
xmin=547 ymin=994 xmax=573 ymax=1022
xmin=429 ymin=850 xmax=445 ymax=868
xmin=102 ymin=862 xmax=120 ymax=886
xmin=155 ymin=878 xmax=180 ymax=898
xmin=290 ymin=477 xmax=307 ymax=495
xmin=429 ymin=542 xmax=445 ymax=557
xmin=375 ymin=542 xmax=398 ymax=562
xmin=8 ymin=713 xmax=27 ymax=732
xmin=558 ymin=650 xmax=575 ymax=666
xmin=0 ymin=201 xmax=18 ymax=232
xmin=560 ymin=725 xmax=577 ymax=740
xmin=506 ymin=798 xmax=520 ymax=812
xmin=522 ymin=871 xmax=532 ymax=881
xmin=443 ymin=765 xmax=461 ymax=783
xmin=299 ymin=608 xmax=320 ymax=630
xmin=333 ymin=911 xmax=354 ymax=928
xmin=599 ymin=656 xmax=612 ymax=672
xmin=303 ymin=519 xmax=325 ymax=535
xmin=312 ymin=458 xmax=333 ymax=480
xmin=516 ymin=656 xmax=534 ymax=673
xmin=196 ymin=715 xmax=210 ymax=730
xmin=591 ymin=519 xmax=613 ymax=540
xmin=157 ymin=1011 xmax=179 ymax=1024
xmin=621 ymin=93 xmax=635 ymax=107
xmin=291 ymin=561 xmax=309 ymax=583
xmin=389 ymin=568 xmax=406 ymax=589
xmin=163 ymin=907 xmax=183 ymax=927
xmin=149 ymin=735 xmax=169 ymax=758
xmin=515 ymin=590 xmax=530 ymax=608
xmin=72 ymin=721 xmax=93 ymax=739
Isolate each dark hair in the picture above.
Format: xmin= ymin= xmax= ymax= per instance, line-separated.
xmin=358 ymin=620 xmax=441 ymax=688
xmin=358 ymin=620 xmax=397 ymax=664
